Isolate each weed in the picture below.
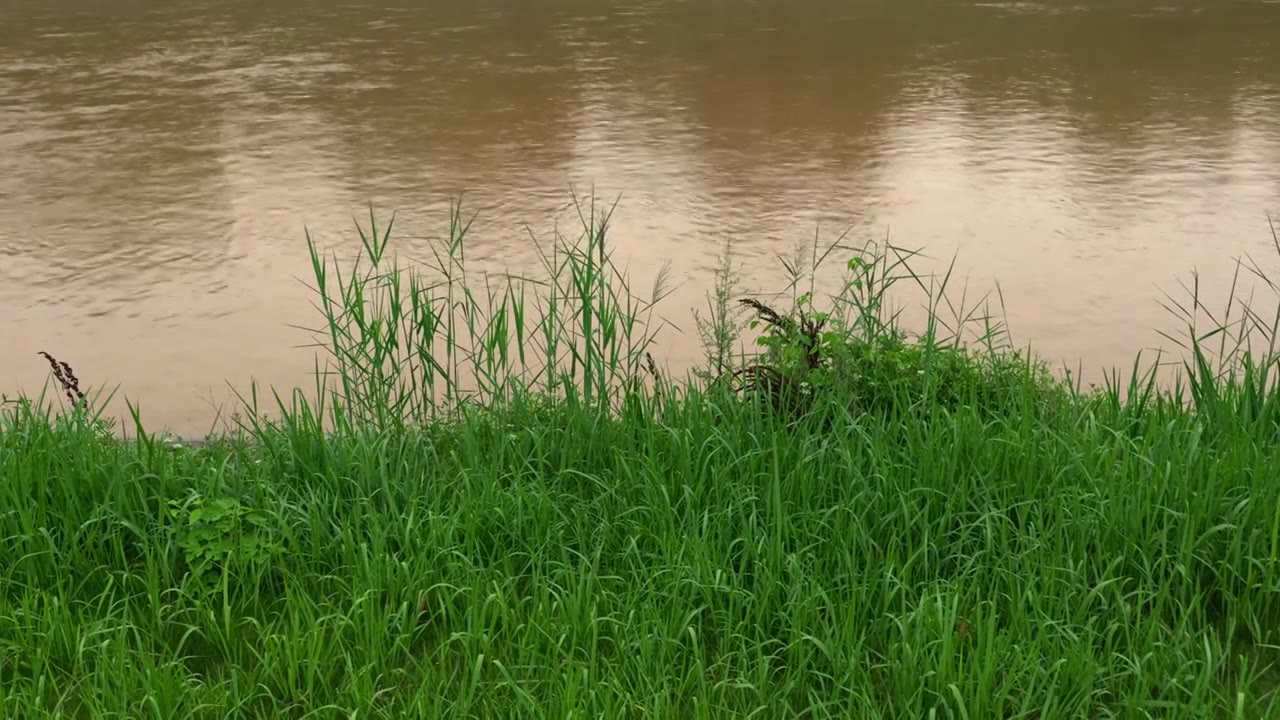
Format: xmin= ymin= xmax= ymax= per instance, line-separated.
xmin=168 ymin=490 xmax=284 ymax=590
xmin=37 ymin=350 xmax=85 ymax=407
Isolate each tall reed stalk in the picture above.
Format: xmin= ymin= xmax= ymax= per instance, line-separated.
xmin=296 ymin=195 xmax=671 ymax=431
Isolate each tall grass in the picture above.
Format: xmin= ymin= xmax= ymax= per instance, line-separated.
xmin=2 ymin=199 xmax=1280 ymax=718
xmin=286 ymin=194 xmax=671 ymax=433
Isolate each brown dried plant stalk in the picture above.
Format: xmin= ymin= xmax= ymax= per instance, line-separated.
xmin=38 ymin=351 xmax=86 ymax=407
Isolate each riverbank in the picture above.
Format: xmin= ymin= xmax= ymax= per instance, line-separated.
xmin=4 ymin=208 xmax=1280 ymax=717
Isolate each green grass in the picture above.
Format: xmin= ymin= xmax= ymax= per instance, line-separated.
xmin=3 ymin=198 xmax=1280 ymax=718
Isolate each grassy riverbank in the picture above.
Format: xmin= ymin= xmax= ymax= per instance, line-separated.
xmin=4 ymin=203 xmax=1280 ymax=718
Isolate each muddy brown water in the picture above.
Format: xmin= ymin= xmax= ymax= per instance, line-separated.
xmin=3 ymin=0 xmax=1280 ymax=436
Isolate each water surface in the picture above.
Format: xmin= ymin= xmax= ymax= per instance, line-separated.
xmin=3 ymin=0 xmax=1279 ymax=434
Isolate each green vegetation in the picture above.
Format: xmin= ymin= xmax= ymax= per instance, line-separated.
xmin=3 ymin=199 xmax=1280 ymax=718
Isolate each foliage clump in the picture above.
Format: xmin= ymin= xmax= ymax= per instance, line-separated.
xmin=6 ymin=200 xmax=1280 ymax=717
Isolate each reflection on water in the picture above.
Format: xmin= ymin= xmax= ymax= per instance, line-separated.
xmin=2 ymin=0 xmax=1279 ymax=435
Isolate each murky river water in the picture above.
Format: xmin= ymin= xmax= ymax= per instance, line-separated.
xmin=3 ymin=0 xmax=1279 ymax=436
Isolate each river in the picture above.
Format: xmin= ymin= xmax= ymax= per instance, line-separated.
xmin=3 ymin=0 xmax=1279 ymax=436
